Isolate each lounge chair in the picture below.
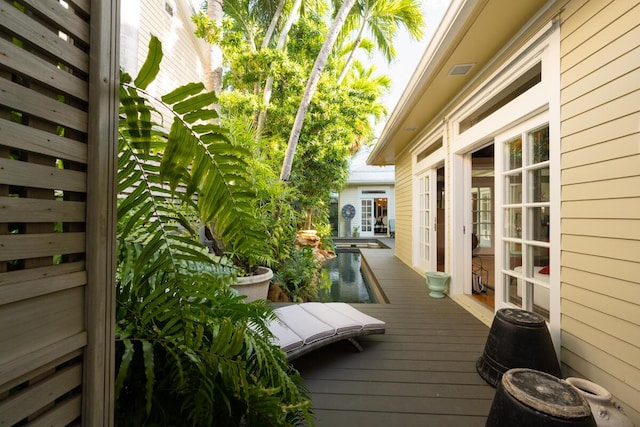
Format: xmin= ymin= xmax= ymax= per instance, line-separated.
xmin=266 ymin=302 xmax=386 ymax=361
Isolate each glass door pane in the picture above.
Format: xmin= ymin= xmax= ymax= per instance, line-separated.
xmin=360 ymin=199 xmax=374 ymax=235
xmin=500 ymin=124 xmax=551 ymax=319
xmin=418 ymin=172 xmax=432 ymax=266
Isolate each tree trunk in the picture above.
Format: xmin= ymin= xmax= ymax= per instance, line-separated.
xmin=279 ymin=0 xmax=357 ymax=181
xmin=257 ymin=0 xmax=303 ymax=135
xmin=207 ymin=0 xmax=224 ymax=94
xmin=262 ymin=0 xmax=288 ymax=50
xmin=336 ymin=27 xmax=365 ymax=84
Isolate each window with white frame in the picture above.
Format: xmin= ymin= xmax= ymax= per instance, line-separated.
xmin=501 ymin=124 xmax=551 ymax=318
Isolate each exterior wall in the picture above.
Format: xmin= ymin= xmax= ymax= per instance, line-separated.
xmin=338 ymin=187 xmax=360 ymax=237
xmin=121 ymin=0 xmax=208 ymax=94
xmin=338 ymin=185 xmax=395 ymax=237
xmin=559 ymin=0 xmax=640 ymax=423
xmin=394 ymin=150 xmax=414 ymax=266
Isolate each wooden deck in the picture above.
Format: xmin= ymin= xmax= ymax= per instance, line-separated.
xmin=293 ymin=241 xmax=495 ymax=426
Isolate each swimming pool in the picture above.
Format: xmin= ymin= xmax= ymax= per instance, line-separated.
xmin=317 ymin=250 xmax=379 ymax=303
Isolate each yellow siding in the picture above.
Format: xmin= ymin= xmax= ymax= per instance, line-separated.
xmin=394 ymin=151 xmax=413 ymax=266
xmin=560 ymin=0 xmax=640 ymax=423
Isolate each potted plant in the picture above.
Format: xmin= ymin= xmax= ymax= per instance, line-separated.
xmin=200 ymin=223 xmax=274 ymax=302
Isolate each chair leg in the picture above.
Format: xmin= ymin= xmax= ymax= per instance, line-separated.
xmin=347 ymin=338 xmax=363 ymax=352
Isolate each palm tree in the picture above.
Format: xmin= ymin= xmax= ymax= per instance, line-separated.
xmin=336 ymin=0 xmax=424 ymax=84
xmin=279 ymin=0 xmax=358 ymax=181
xmin=207 ymin=0 xmax=224 ymax=93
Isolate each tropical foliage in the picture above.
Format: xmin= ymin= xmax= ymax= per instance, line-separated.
xmin=194 ymin=2 xmax=398 ymax=227
xmin=115 ymin=37 xmax=312 ymax=426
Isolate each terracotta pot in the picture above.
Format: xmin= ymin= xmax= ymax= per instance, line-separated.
xmin=566 ymin=378 xmax=635 ymax=427
xmin=231 ymin=267 xmax=273 ymax=302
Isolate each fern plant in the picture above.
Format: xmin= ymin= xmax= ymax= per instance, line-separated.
xmin=115 ymin=36 xmax=313 ymax=426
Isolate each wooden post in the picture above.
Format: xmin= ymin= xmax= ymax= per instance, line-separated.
xmin=83 ymin=0 xmax=120 ymax=424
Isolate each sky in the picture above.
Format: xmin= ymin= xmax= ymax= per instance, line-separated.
xmin=372 ymin=0 xmax=451 ymax=134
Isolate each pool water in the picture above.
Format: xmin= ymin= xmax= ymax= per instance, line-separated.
xmin=317 ymin=251 xmax=376 ymax=303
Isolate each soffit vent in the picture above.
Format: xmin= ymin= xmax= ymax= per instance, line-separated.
xmin=448 ymin=63 xmax=475 ymax=76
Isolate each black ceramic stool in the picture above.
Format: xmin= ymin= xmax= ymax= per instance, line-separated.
xmin=477 ymin=308 xmax=561 ymax=387
xmin=486 ymin=368 xmax=596 ymax=427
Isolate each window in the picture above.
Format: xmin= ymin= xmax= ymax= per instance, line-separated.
xmin=501 ymin=125 xmax=550 ymax=318
xmin=472 ymin=186 xmax=492 ymax=248
xmin=164 ymin=0 xmax=175 ymax=17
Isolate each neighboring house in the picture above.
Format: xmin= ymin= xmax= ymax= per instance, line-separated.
xmin=369 ymin=0 xmax=639 ymax=423
xmin=338 ymin=146 xmax=395 ymax=238
xmin=120 ymin=0 xmax=208 ymax=96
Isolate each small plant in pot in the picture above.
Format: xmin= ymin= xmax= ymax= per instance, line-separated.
xmin=201 ymin=223 xmax=275 ymax=302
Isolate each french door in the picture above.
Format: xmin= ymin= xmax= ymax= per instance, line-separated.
xmin=360 ymin=198 xmax=374 ymax=237
xmin=415 ymin=169 xmax=437 ymax=272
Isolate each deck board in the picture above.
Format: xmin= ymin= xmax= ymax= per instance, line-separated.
xmin=293 ymin=240 xmax=495 ymax=426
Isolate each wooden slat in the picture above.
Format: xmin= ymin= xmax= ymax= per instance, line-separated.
xmin=562 ymin=41 xmax=640 ymax=103
xmin=562 ymin=316 xmax=640 ymax=374
xmin=0 ymin=79 xmax=88 ymax=133
xmin=561 ymin=91 xmax=639 ymax=137
xmin=562 ymin=234 xmax=640 ymax=263
xmin=64 ymin=0 xmax=90 ymax=16
xmin=20 ymin=0 xmax=90 ymax=43
xmin=562 ymin=67 xmax=640 ymax=121
xmin=562 ymin=1 xmax=640 ymax=72
xmin=0 ymin=333 xmax=86 ymax=393
xmin=564 ymin=283 xmax=639 ymax=326
xmin=563 ymin=266 xmax=640 ymax=302
xmin=562 ymin=300 xmax=640 ymax=348
xmin=0 ymin=287 xmax=84 ymax=366
xmin=28 ymin=393 xmax=81 ymax=427
xmin=0 ymin=158 xmax=86 ymax=192
xmin=0 ymin=38 xmax=89 ymax=102
xmin=0 ymin=196 xmax=86 ymax=223
xmin=0 ymin=364 xmax=82 ymax=426
xmin=0 ymin=232 xmax=85 ymax=262
xmin=0 ymin=260 xmax=84 ymax=286
xmin=0 ymin=2 xmax=89 ymax=73
xmin=0 ymin=117 xmax=87 ymax=164
xmin=563 ymin=251 xmax=639 ymax=284
xmin=563 ymin=177 xmax=640 ymax=202
xmin=562 ymin=198 xmax=640 ymax=219
xmin=0 ymin=269 xmax=87 ymax=305
xmin=561 ymin=112 xmax=640 ymax=153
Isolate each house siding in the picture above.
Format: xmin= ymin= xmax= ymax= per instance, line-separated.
xmin=559 ymin=0 xmax=640 ymax=423
xmin=125 ymin=0 xmax=208 ymax=93
xmin=338 ymin=187 xmax=360 ymax=237
xmin=394 ymin=150 xmax=414 ymax=267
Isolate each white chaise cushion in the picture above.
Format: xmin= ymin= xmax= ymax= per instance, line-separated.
xmin=325 ymin=302 xmax=386 ymax=331
xmin=299 ymin=302 xmax=363 ymax=334
xmin=266 ymin=319 xmax=303 ymax=352
xmin=274 ymin=304 xmax=336 ymax=344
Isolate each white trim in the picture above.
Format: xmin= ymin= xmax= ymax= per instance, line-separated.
xmin=412 ymin=129 xmax=446 ymax=274
xmin=446 ymin=22 xmax=561 ymax=353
